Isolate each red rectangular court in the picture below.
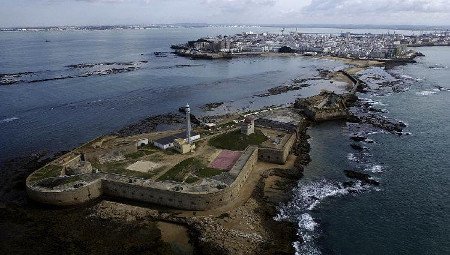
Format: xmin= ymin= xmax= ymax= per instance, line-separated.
xmin=209 ymin=150 xmax=243 ymax=171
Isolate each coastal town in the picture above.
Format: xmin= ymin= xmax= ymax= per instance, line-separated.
xmin=172 ymin=31 xmax=450 ymax=60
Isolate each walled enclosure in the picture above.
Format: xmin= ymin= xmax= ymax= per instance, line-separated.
xmin=258 ymin=133 xmax=296 ymax=164
xmin=26 ymin=146 xmax=259 ymax=210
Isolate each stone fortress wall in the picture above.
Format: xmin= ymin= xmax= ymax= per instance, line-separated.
xmin=27 ymin=177 xmax=103 ymax=206
xmin=26 ymin=146 xmax=259 ymax=210
xmin=258 ymin=133 xmax=296 ymax=164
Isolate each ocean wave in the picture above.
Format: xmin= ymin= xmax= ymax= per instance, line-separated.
xmin=359 ymin=98 xmax=386 ymax=106
xmin=299 ymin=213 xmax=317 ymax=232
xmin=365 ymin=164 xmax=384 ymax=173
xmin=275 ymin=179 xmax=367 ymax=255
xmin=0 ymin=117 xmax=19 ymax=123
xmin=294 ymin=239 xmax=321 ymax=255
xmin=416 ymin=90 xmax=437 ymax=96
xmin=347 ymin=153 xmax=358 ymax=162
xmin=400 ymin=74 xmax=414 ymax=80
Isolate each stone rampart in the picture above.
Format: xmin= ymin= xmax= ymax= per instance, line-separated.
xmin=258 ymin=134 xmax=296 ymax=164
xmin=26 ymin=146 xmax=259 ymax=210
xmin=27 ymin=178 xmax=103 ymax=206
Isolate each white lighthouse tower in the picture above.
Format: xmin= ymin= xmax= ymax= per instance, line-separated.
xmin=185 ymin=103 xmax=192 ymax=144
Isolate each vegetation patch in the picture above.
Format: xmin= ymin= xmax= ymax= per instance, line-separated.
xmin=39 ymin=175 xmax=83 ymax=189
xmin=125 ymin=150 xmax=156 ymax=160
xmin=218 ymin=120 xmax=236 ymax=128
xmin=104 ymin=167 xmax=157 ymax=179
xmin=28 ymin=165 xmax=63 ymax=182
xmin=196 ymin=167 xmax=223 ymax=178
xmin=208 ymin=129 xmax=267 ymax=151
xmin=185 ymin=176 xmax=200 ymax=184
xmin=158 ymin=158 xmax=221 ymax=182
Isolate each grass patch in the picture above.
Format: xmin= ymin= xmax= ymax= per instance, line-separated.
xmin=39 ymin=175 xmax=83 ymax=189
xmin=208 ymin=129 xmax=267 ymax=151
xmin=185 ymin=176 xmax=200 ymax=184
xmin=125 ymin=150 xmax=156 ymax=160
xmin=115 ymin=169 xmax=156 ymax=179
xmin=197 ymin=167 xmax=223 ymax=178
xmin=158 ymin=158 xmax=221 ymax=182
xmin=29 ymin=165 xmax=63 ymax=182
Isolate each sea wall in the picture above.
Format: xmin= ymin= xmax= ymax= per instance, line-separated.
xmin=26 ymin=178 xmax=103 ymax=206
xmin=102 ymin=146 xmax=258 ymax=210
xmin=26 ymin=146 xmax=259 ymax=210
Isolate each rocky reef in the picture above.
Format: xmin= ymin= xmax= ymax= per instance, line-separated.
xmin=0 ymin=61 xmax=146 ymax=86
xmin=293 ymin=90 xmax=357 ymax=122
xmin=344 ymin=170 xmax=380 ymax=186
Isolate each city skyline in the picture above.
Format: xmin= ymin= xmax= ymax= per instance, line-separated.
xmin=1 ymin=0 xmax=450 ymax=28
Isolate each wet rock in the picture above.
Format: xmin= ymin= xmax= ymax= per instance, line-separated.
xmin=342 ymin=181 xmax=356 ymax=188
xmin=256 ymin=85 xmax=302 ymax=97
xmin=154 ymin=52 xmax=169 ymax=57
xmin=350 ymin=135 xmax=367 ymax=142
xmin=344 ymin=170 xmax=379 ymax=186
xmin=115 ymin=113 xmax=186 ymax=137
xmin=360 ymin=114 xmax=406 ymax=133
xmin=350 ymin=143 xmax=365 ymax=151
xmin=200 ymin=102 xmax=224 ymax=111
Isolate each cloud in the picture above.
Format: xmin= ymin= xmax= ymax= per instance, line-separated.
xmin=303 ymin=0 xmax=450 ymax=14
xmin=201 ymin=0 xmax=278 ymax=13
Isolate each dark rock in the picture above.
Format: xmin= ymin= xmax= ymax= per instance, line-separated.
xmin=342 ymin=181 xmax=356 ymax=188
xmin=200 ymin=102 xmax=224 ymax=111
xmin=351 ymin=135 xmax=367 ymax=142
xmin=344 ymin=170 xmax=379 ymax=186
xmin=350 ymin=143 xmax=364 ymax=151
xmin=115 ymin=113 xmax=187 ymax=137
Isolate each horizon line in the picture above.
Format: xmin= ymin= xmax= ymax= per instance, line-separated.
xmin=2 ymin=23 xmax=450 ymax=31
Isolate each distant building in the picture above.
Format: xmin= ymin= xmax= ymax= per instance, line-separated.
xmin=241 ymin=116 xmax=255 ymax=135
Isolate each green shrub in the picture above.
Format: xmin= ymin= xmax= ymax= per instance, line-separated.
xmin=29 ymin=165 xmax=63 ymax=182
xmin=208 ymin=129 xmax=267 ymax=151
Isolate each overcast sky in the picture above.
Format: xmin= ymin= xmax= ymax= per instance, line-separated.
xmin=1 ymin=0 xmax=449 ymax=27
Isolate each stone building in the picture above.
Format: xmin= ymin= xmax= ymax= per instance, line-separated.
xmin=258 ymin=132 xmax=296 ymax=164
xmin=241 ymin=116 xmax=255 ymax=135
xmin=173 ymin=138 xmax=195 ymax=154
xmin=61 ymin=153 xmax=93 ymax=176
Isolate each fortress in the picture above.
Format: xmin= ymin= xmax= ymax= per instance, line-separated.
xmin=26 ymin=107 xmax=298 ymax=211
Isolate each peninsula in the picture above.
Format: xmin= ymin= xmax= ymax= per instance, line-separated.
xmin=171 ymin=31 xmax=450 ymax=60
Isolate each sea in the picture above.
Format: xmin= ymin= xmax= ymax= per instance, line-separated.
xmin=0 ymin=27 xmax=449 ymax=254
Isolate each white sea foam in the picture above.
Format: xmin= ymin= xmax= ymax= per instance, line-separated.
xmin=276 ymin=179 xmax=367 ymax=255
xmin=366 ymin=164 xmax=384 ymax=173
xmin=294 ymin=240 xmax=321 ymax=255
xmin=360 ymin=98 xmax=386 ymax=106
xmin=298 ymin=213 xmax=317 ymax=231
xmin=416 ymin=90 xmax=437 ymax=96
xmin=0 ymin=117 xmax=19 ymax=123
xmin=347 ymin=153 xmax=358 ymax=162
xmin=400 ymin=74 xmax=414 ymax=80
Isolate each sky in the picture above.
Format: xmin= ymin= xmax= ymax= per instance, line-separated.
xmin=1 ymin=0 xmax=450 ymax=27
